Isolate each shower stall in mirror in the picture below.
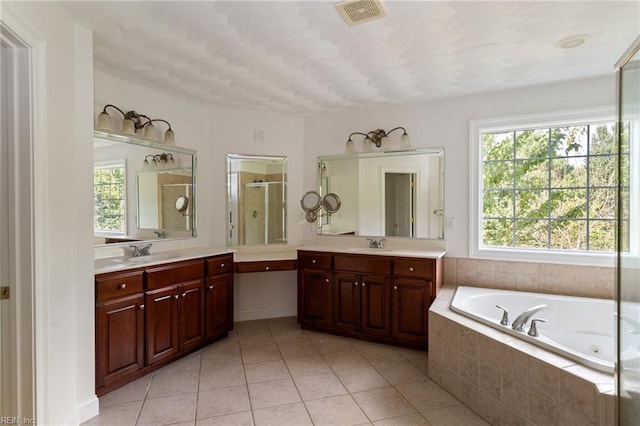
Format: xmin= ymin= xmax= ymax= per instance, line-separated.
xmin=227 ymin=154 xmax=287 ymax=246
xmin=617 ymin=36 xmax=640 ymax=425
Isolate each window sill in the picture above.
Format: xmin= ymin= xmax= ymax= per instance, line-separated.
xmin=470 ymin=246 xmax=616 ymax=267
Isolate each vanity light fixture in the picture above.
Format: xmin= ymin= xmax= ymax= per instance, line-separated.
xmin=345 ymin=126 xmax=410 ymax=152
xmin=96 ymin=104 xmax=176 ymax=145
xmin=142 ymin=153 xmax=176 ymax=170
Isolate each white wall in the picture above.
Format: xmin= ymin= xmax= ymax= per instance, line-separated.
xmin=1 ymin=1 xmax=97 ymax=424
xmin=303 ymin=75 xmax=616 ymax=256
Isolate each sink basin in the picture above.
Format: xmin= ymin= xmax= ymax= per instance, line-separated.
xmin=125 ymin=252 xmax=179 ymax=263
xmin=346 ymin=247 xmax=394 ymax=253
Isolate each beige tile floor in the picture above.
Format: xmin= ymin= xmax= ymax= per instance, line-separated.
xmin=84 ymin=317 xmax=489 ymax=426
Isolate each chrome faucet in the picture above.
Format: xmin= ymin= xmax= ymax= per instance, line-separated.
xmin=153 ymin=230 xmax=167 ymax=238
xmin=367 ymin=238 xmax=386 ymax=249
xmin=511 ymin=304 xmax=547 ymax=332
xmin=130 ymin=243 xmax=152 ymax=257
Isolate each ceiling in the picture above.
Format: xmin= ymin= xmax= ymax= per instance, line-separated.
xmin=62 ymin=1 xmax=639 ymax=116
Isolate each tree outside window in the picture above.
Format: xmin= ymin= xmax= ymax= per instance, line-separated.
xmin=94 ymin=162 xmax=126 ymax=234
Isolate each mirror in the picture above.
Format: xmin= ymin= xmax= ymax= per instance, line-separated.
xmin=317 ymin=148 xmax=444 ymax=239
xmin=226 ymin=154 xmax=287 ymax=246
xmin=93 ymin=131 xmax=197 ymax=245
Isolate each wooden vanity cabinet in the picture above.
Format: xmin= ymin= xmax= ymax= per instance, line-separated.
xmin=145 ymin=259 xmax=205 ymax=365
xmin=391 ymin=257 xmax=442 ymax=344
xmin=96 ymin=253 xmax=235 ymax=396
xmin=298 ymin=250 xmax=443 ymax=348
xmin=298 ymin=252 xmax=333 ymax=328
xmin=333 ymin=254 xmax=392 ymax=338
xmin=205 ymin=254 xmax=234 ymax=339
xmin=95 ymin=269 xmax=145 ymax=390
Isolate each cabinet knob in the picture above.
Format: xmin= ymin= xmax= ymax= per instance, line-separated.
xmin=182 ymin=292 xmax=187 ymax=298
xmin=409 ymin=266 xmax=414 ymax=272
xmin=265 ymin=266 xmax=270 ymax=270
xmin=118 ymin=283 xmax=126 ymax=289
xmin=325 ymin=278 xmax=330 ymax=283
xmin=394 ymin=285 xmax=398 ymax=290
xmin=209 ymin=285 xmax=214 ymax=290
xmin=174 ymin=294 xmax=180 ymax=299
xmin=362 ymin=283 xmax=366 ymax=287
xmin=312 ymin=259 xmax=316 ymax=264
xmin=139 ymin=304 xmax=145 ymax=310
xmin=220 ymin=263 xmax=225 ymax=268
xmin=355 ymin=282 xmax=359 ymax=286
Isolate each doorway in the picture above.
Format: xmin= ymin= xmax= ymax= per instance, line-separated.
xmin=384 ymin=172 xmax=416 ymax=237
xmin=0 ymin=20 xmax=35 ymax=420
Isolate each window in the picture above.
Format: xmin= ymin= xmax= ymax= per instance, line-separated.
xmin=470 ymin=108 xmax=628 ymax=265
xmin=94 ymin=162 xmax=126 ymax=235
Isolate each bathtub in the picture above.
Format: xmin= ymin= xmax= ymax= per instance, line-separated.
xmin=451 ymin=286 xmax=640 ymax=373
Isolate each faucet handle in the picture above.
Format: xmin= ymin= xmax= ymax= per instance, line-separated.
xmin=527 ymin=318 xmax=547 ymax=337
xmin=495 ymin=305 xmax=510 ymax=326
xmin=378 ymin=239 xmax=386 ymax=248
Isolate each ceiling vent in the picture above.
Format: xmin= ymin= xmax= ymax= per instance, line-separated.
xmin=335 ymin=0 xmax=386 ymax=26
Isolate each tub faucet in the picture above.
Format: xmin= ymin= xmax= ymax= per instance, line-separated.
xmin=512 ymin=304 xmax=547 ymax=332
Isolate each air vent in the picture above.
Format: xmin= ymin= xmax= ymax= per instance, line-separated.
xmin=335 ymin=0 xmax=386 ymax=26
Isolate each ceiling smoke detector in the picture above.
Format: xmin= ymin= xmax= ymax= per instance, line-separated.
xmin=335 ymin=0 xmax=386 ymax=26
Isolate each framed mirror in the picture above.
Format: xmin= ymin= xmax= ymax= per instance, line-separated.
xmin=317 ymin=148 xmax=444 ymax=239
xmin=93 ymin=131 xmax=197 ymax=245
xmin=226 ymin=154 xmax=287 ymax=246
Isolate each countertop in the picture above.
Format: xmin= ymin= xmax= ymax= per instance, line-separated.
xmin=95 ymin=247 xmax=233 ymax=274
xmin=297 ymin=245 xmax=446 ymax=259
xmin=95 ymin=244 xmax=445 ymax=274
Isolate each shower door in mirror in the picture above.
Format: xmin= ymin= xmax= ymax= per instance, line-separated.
xmin=227 ymin=154 xmax=287 ymax=246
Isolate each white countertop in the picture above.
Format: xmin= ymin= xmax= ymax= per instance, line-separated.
xmin=95 ymin=244 xmax=446 ymax=274
xmin=95 ymin=247 xmax=234 ymax=274
xmin=297 ymin=245 xmax=446 ymax=259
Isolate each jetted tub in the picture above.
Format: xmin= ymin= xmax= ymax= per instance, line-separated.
xmin=451 ymin=286 xmax=640 ymax=373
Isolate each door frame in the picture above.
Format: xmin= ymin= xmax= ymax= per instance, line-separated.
xmin=0 ymin=4 xmax=48 ymax=422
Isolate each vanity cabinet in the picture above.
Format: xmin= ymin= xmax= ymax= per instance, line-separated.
xmin=298 ymin=250 xmax=442 ymax=348
xmin=145 ymin=259 xmax=205 ymax=365
xmin=205 ymin=254 xmax=234 ymax=339
xmin=298 ymin=252 xmax=333 ymax=327
xmin=95 ymin=253 xmax=234 ymax=396
xmin=95 ymin=269 xmax=145 ymax=390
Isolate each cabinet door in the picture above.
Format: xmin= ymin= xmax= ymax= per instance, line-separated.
xmin=146 ymin=285 xmax=179 ymax=365
xmin=178 ymin=279 xmax=205 ymax=352
xmin=96 ymin=294 xmax=144 ymax=388
xmin=391 ymin=278 xmax=431 ymax=344
xmin=333 ymin=273 xmax=360 ymax=332
xmin=206 ymin=274 xmax=233 ymax=338
xmin=299 ymin=269 xmax=332 ymax=327
xmin=361 ymin=274 xmax=390 ymax=337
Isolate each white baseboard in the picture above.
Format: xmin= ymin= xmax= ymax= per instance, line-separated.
xmin=77 ymin=395 xmax=100 ymax=424
xmin=235 ymin=306 xmax=296 ymax=322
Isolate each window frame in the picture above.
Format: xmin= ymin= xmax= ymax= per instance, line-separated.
xmin=93 ymin=159 xmax=127 ymax=236
xmin=469 ymin=107 xmax=619 ymax=266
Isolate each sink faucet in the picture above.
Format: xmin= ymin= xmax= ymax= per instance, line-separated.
xmin=367 ymin=238 xmax=386 ymax=249
xmin=511 ymin=304 xmax=547 ymax=332
xmin=130 ymin=243 xmax=152 ymax=257
xmin=154 ymin=230 xmax=167 ymax=238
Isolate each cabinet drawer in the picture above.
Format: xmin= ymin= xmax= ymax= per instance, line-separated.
xmin=393 ymin=258 xmax=434 ymax=279
xmin=207 ymin=255 xmax=234 ymax=276
xmin=96 ymin=270 xmax=144 ymax=302
xmin=334 ymin=254 xmax=392 ymax=275
xmin=146 ymin=259 xmax=205 ymax=290
xmin=298 ymin=251 xmax=332 ymax=269
xmin=235 ymin=260 xmax=297 ymax=273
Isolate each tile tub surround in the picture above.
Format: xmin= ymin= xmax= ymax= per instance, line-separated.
xmin=444 ymin=257 xmax=615 ymax=299
xmin=428 ymin=287 xmax=616 ymax=426
xmin=84 ymin=316 xmax=491 ymax=425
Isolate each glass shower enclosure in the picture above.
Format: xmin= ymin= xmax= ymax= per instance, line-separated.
xmin=617 ymin=36 xmax=640 ymax=425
